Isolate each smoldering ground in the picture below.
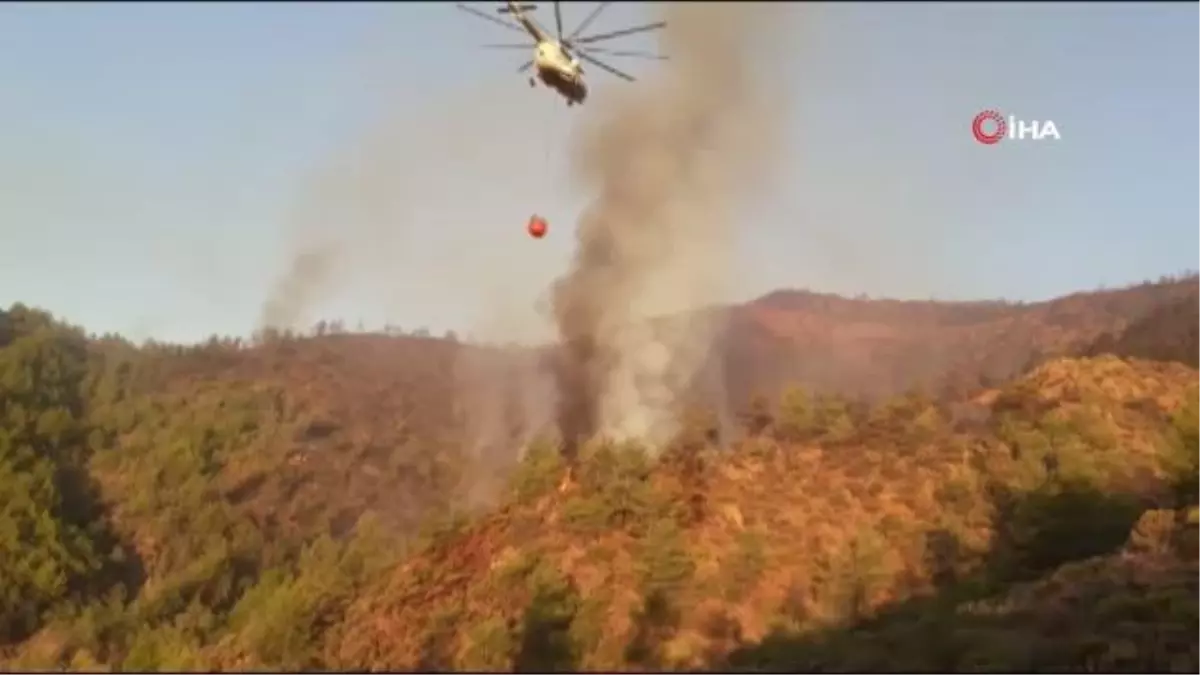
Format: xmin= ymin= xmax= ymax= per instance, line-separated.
xmin=550 ymin=2 xmax=791 ymax=454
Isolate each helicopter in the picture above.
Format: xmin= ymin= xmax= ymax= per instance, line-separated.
xmin=455 ymin=1 xmax=668 ymax=107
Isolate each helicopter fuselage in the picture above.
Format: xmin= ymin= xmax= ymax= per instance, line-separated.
xmin=464 ymin=1 xmax=664 ymax=106
xmin=532 ymin=41 xmax=587 ymax=104
xmin=507 ymin=2 xmax=587 ymax=105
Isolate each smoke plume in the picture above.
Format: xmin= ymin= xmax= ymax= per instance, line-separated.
xmin=256 ymin=81 xmax=572 ymax=335
xmin=254 ymin=2 xmax=792 ymax=472
xmin=551 ymin=2 xmax=789 ymax=452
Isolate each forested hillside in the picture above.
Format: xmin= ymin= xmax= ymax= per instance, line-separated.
xmin=0 ymin=276 xmax=1196 ymax=671
xmin=1087 ymin=291 xmax=1199 ymax=368
xmin=0 ymin=307 xmax=422 ymax=669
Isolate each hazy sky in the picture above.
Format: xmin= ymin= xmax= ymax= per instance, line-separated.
xmin=1 ymin=2 xmax=1196 ymax=343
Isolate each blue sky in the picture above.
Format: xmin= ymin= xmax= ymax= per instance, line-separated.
xmin=0 ymin=2 xmax=1195 ymax=343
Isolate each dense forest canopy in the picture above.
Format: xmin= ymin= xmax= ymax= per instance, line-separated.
xmin=0 ymin=276 xmax=1196 ymax=671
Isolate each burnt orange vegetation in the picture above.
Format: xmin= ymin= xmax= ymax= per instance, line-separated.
xmin=723 ymin=274 xmax=1199 ymax=402
xmin=0 ymin=274 xmax=1196 ymax=672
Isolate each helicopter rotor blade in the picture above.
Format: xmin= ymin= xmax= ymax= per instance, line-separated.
xmin=574 ymin=21 xmax=667 ymax=45
xmin=575 ymin=49 xmax=635 ymax=82
xmin=482 ymin=43 xmax=536 ymax=49
xmin=578 ymin=46 xmax=666 ymax=60
xmin=518 ymin=59 xmax=535 ymax=73
xmin=566 ymin=2 xmax=611 ymax=41
xmin=553 ymin=1 xmax=564 ymax=41
xmin=455 ymin=3 xmax=527 ymax=35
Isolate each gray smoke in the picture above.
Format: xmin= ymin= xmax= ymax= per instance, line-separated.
xmin=551 ymin=2 xmax=791 ymax=452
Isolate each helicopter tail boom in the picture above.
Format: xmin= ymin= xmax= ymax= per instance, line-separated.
xmin=497 ymin=3 xmax=537 ymax=14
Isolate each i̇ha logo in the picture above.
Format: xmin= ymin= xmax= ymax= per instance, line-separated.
xmin=972 ymin=110 xmax=1061 ymax=145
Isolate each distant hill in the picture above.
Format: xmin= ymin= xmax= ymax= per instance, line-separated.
xmin=717 ymin=275 xmax=1199 ymax=404
xmin=1085 ymin=288 xmax=1199 ymax=367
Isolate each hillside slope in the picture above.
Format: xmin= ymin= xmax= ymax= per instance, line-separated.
xmin=0 ymin=276 xmax=1196 ymax=671
xmin=1086 ymin=289 xmax=1199 ymax=368
xmin=0 ymin=312 xmax=464 ymax=669
xmin=326 ymin=357 xmax=1199 ymax=672
xmin=720 ymin=275 xmax=1198 ymax=403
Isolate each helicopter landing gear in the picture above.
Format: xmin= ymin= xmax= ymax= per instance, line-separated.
xmin=528 ymin=77 xmax=536 ymax=88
